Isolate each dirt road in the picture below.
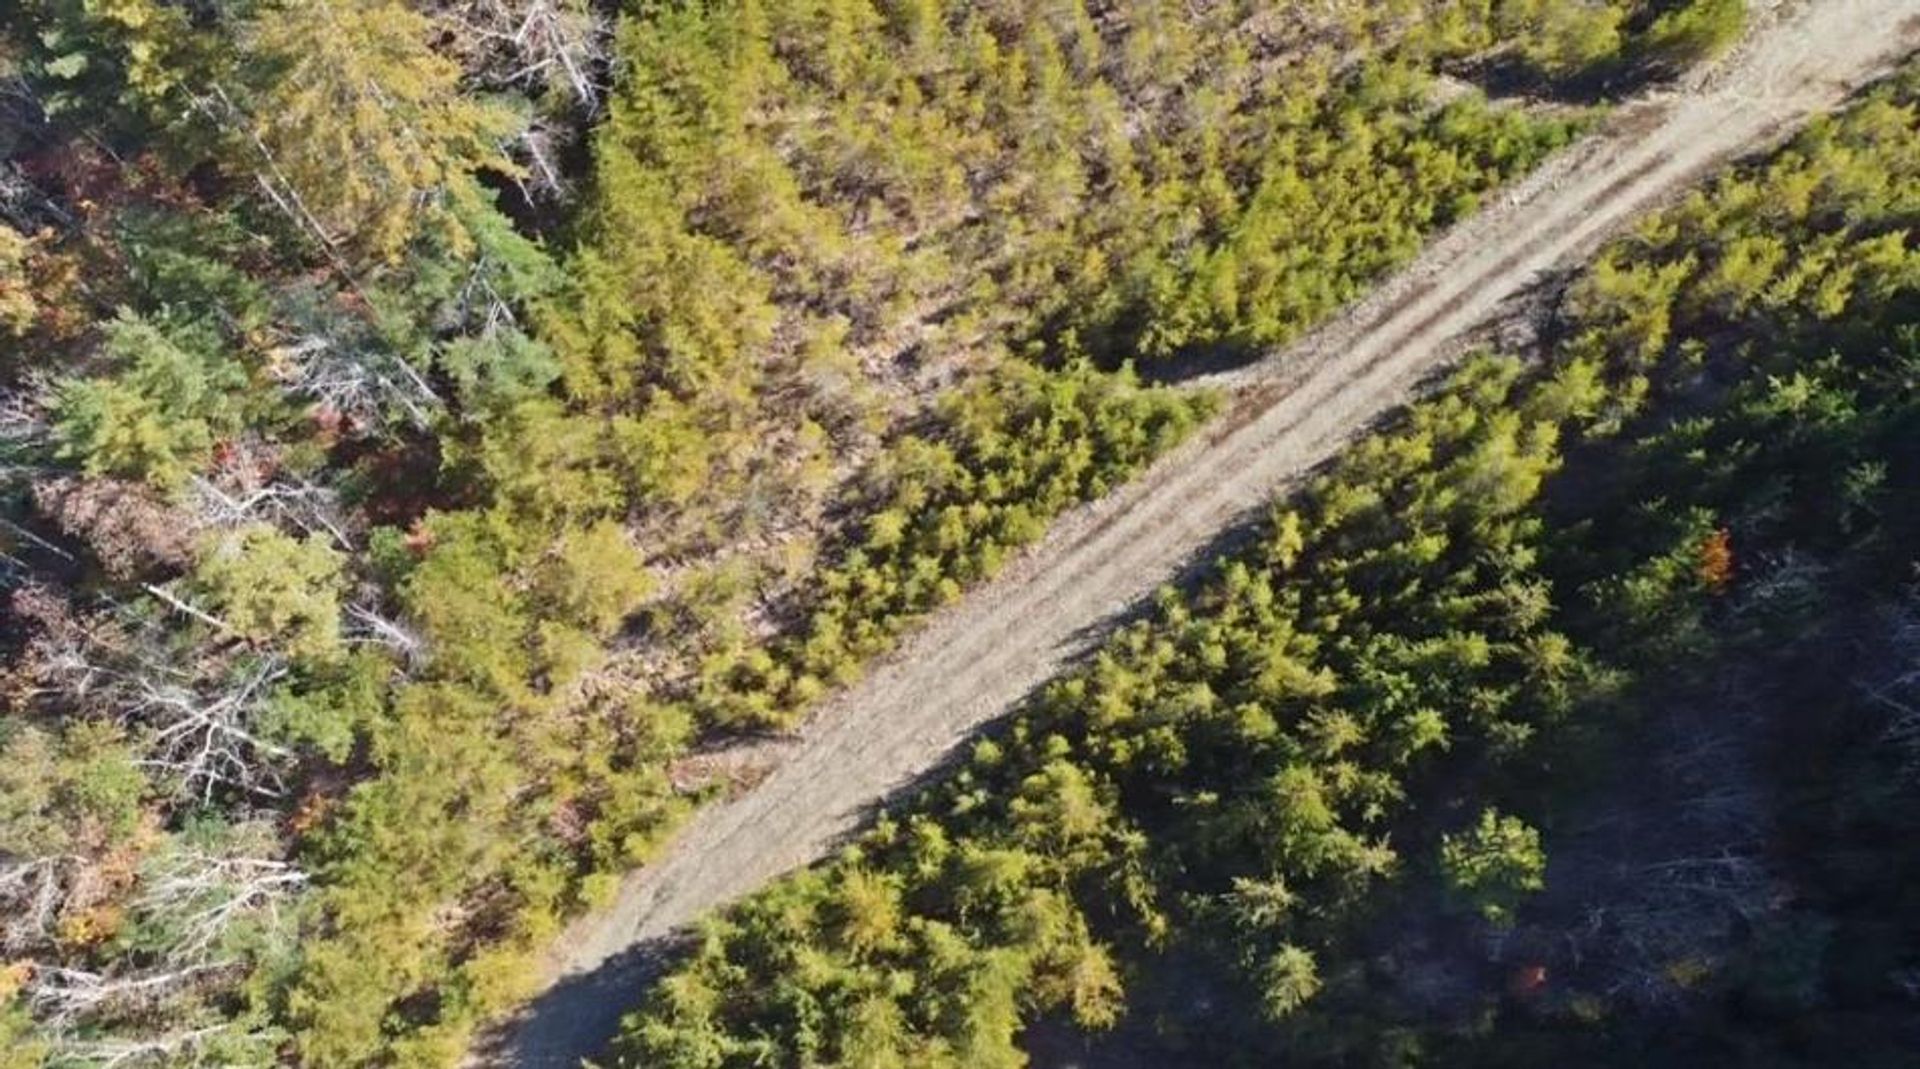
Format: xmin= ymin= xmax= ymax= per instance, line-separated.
xmin=488 ymin=3 xmax=1920 ymax=1064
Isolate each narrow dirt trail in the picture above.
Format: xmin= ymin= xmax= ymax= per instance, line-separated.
xmin=489 ymin=4 xmax=1920 ymax=1064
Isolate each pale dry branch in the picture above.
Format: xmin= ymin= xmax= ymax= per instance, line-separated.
xmin=46 ymin=1024 xmax=229 ymax=1069
xmin=28 ymin=963 xmax=232 ymax=1024
xmin=267 ymin=333 xmax=444 ymax=433
xmin=120 ymin=658 xmax=295 ymax=803
xmin=188 ymin=475 xmax=352 ymax=551
xmin=135 ymin=850 xmax=306 ymax=963
xmin=0 ymin=855 xmax=80 ymax=952
xmin=437 ymin=0 xmax=608 ymax=109
xmin=344 ymin=603 xmax=425 ymax=663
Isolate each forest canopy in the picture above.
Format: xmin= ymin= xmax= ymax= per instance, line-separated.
xmin=0 ymin=1 xmax=1759 ymax=1066
xmin=610 ymin=62 xmax=1920 ymax=1069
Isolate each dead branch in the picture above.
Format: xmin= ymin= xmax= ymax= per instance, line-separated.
xmin=0 ymin=856 xmax=80 ymax=952
xmin=135 ymin=849 xmax=306 ymax=963
xmin=27 ymin=963 xmax=232 ymax=1024
xmin=344 ymin=603 xmax=425 ymax=664
xmin=45 ymin=1025 xmax=229 ymax=1069
xmin=436 ymin=0 xmax=609 ymax=110
xmin=188 ymin=475 xmax=352 ymax=552
xmin=120 ymin=657 xmax=295 ymax=803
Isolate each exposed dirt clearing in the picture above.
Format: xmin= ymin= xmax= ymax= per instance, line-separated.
xmin=486 ymin=3 xmax=1920 ymax=1064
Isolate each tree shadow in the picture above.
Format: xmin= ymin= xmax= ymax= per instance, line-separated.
xmin=1129 ymin=341 xmax=1267 ymax=387
xmin=483 ymin=491 xmax=1297 ymax=1066
xmin=1442 ymin=32 xmax=1702 ymax=110
xmin=487 ymin=348 xmax=1487 ymax=1067
xmin=481 ymin=936 xmax=693 ymax=1069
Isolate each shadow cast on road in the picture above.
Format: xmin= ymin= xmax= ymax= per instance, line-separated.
xmin=471 ymin=543 xmax=1271 ymax=1068
xmin=481 ymin=350 xmax=1499 ymax=1068
xmin=477 ymin=508 xmax=1281 ymax=1068
xmin=487 ymin=936 xmax=690 ymax=1069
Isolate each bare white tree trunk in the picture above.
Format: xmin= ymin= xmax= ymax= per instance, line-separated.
xmin=27 ymin=963 xmax=233 ymax=1024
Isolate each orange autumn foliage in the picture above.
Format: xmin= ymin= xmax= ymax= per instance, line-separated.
xmin=1698 ymin=527 xmax=1735 ymax=593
